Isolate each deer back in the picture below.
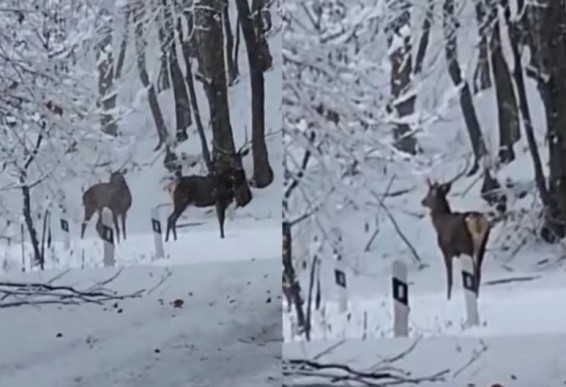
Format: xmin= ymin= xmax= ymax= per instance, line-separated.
xmin=174 ymin=174 xmax=232 ymax=208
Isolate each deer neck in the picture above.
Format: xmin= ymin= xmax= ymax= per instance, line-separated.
xmin=429 ymin=200 xmax=452 ymax=225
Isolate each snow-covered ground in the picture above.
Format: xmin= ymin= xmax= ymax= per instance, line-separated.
xmin=283 ymin=335 xmax=566 ymax=386
xmin=0 ymin=258 xmax=281 ymax=387
xmin=283 ymin=0 xmax=566 ymax=345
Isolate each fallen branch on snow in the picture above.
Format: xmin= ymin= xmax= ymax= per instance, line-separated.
xmin=0 ymin=269 xmax=144 ymax=308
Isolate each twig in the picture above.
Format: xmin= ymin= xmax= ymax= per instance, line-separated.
xmin=369 ymin=176 xmax=424 ymax=267
xmin=452 ymin=340 xmax=488 ymax=378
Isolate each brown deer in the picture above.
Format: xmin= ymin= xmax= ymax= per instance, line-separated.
xmin=81 ymin=169 xmax=132 ymax=243
xmin=421 ymin=162 xmax=491 ymax=300
xmin=164 ymin=147 xmax=252 ymax=242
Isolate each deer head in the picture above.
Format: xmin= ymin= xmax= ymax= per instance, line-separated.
xmin=421 ymin=157 xmax=470 ymax=213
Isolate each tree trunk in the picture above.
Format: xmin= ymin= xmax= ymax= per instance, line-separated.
xmin=472 ymin=0 xmax=492 ymax=93
xmin=442 ymin=0 xmax=486 ymax=174
xmin=252 ymin=0 xmax=273 ymax=72
xmin=153 ymin=0 xmax=171 ymax=92
xmin=282 ymin=220 xmax=306 ymax=334
xmin=163 ymin=0 xmax=191 ymax=143
xmin=533 ymin=0 xmax=566 ymax=241
xmin=386 ymin=0 xmax=419 ymax=155
xmin=414 ymin=0 xmax=434 ymax=75
xmin=176 ymin=0 xmax=213 ymax=172
xmin=501 ymin=1 xmax=553 ymax=228
xmin=223 ymin=2 xmax=239 ymax=85
xmin=235 ymin=0 xmax=273 ymax=188
xmin=115 ymin=5 xmax=131 ymax=80
xmin=133 ymin=0 xmax=168 ymax=151
xmin=195 ymin=0 xmax=252 ymax=206
xmin=96 ymin=6 xmax=118 ymax=136
xmin=486 ymin=0 xmax=520 ymax=164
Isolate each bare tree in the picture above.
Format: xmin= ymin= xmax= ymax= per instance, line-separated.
xmin=235 ymin=0 xmax=274 ymax=188
xmin=485 ymin=0 xmax=520 ymax=164
xmin=472 ymin=0 xmax=492 ymax=93
xmin=442 ymin=0 xmax=486 ymax=174
xmin=385 ymin=0 xmax=419 ymax=155
xmin=163 ymin=0 xmax=191 ymax=143
xmin=532 ymin=0 xmax=566 ymax=241
xmin=133 ymin=0 xmax=169 ymax=150
xmin=153 ymin=0 xmax=171 ymax=92
xmin=195 ymin=0 xmax=252 ymax=205
xmin=96 ymin=4 xmax=118 ymax=136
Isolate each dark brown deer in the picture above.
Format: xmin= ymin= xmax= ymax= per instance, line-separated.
xmin=81 ymin=169 xmax=132 ymax=243
xmin=165 ymin=147 xmax=252 ymax=242
xmin=421 ymin=162 xmax=490 ymax=300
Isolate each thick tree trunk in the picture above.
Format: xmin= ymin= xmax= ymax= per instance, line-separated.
xmin=96 ymin=6 xmax=118 ymax=136
xmin=195 ymin=0 xmax=252 ymax=206
xmin=486 ymin=0 xmax=520 ymax=164
xmin=386 ymin=0 xmax=419 ymax=155
xmin=235 ymin=0 xmax=273 ymax=188
xmin=163 ymin=0 xmax=190 ymax=143
xmin=472 ymin=0 xmax=492 ymax=93
xmin=252 ymin=0 xmax=273 ymax=72
xmin=133 ymin=0 xmax=168 ymax=151
xmin=534 ymin=0 xmax=566 ymax=241
xmin=443 ymin=0 xmax=486 ymax=174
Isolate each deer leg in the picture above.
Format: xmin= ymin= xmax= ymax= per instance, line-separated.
xmin=166 ymin=210 xmax=182 ymax=242
xmin=443 ymin=254 xmax=454 ymax=301
xmin=112 ymin=212 xmax=120 ymax=244
xmin=215 ymin=201 xmax=227 ymax=239
xmin=121 ymin=214 xmax=127 ymax=241
xmin=81 ymin=206 xmax=97 ymax=239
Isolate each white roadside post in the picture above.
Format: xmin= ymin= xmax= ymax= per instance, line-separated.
xmin=101 ymin=207 xmax=115 ymax=267
xmin=461 ymin=255 xmax=480 ymax=327
xmin=392 ymin=260 xmax=409 ymax=337
xmin=151 ymin=207 xmax=165 ymax=259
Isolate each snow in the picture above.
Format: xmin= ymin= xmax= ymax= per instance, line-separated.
xmin=0 ymin=258 xmax=281 ymax=387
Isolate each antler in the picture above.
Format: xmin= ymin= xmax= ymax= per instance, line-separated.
xmin=445 ymin=155 xmax=471 ymax=186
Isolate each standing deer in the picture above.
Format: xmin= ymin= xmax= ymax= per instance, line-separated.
xmin=421 ymin=162 xmax=491 ymax=300
xmin=164 ymin=147 xmax=252 ymax=242
xmin=81 ymin=169 xmax=132 ymax=243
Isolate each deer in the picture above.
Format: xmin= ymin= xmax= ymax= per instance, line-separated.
xmin=81 ymin=169 xmax=132 ymax=244
xmin=421 ymin=160 xmax=491 ymax=301
xmin=164 ymin=145 xmax=252 ymax=242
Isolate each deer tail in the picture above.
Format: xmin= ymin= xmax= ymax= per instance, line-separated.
xmin=465 ymin=214 xmax=490 ymax=295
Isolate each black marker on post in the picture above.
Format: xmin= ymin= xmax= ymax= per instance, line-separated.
xmin=60 ymin=217 xmax=70 ymax=250
xmin=334 ymin=267 xmax=348 ymax=314
xmin=392 ymin=260 xmax=409 ymax=337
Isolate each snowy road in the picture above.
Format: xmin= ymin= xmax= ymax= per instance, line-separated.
xmin=0 ymin=259 xmax=281 ymax=387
